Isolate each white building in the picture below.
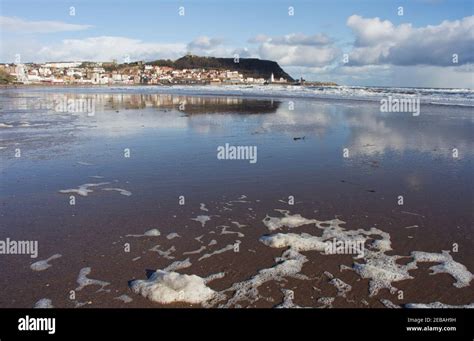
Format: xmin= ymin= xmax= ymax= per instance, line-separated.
xmin=91 ymin=73 xmax=101 ymax=84
xmin=38 ymin=67 xmax=52 ymax=77
xmin=44 ymin=62 xmax=82 ymax=68
xmin=14 ymin=64 xmax=29 ymax=83
xmin=112 ymin=74 xmax=123 ymax=82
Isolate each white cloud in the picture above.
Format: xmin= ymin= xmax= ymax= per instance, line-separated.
xmin=1 ymin=13 xmax=472 ymax=88
xmin=271 ymin=33 xmax=332 ymax=46
xmin=248 ymin=34 xmax=270 ymax=44
xmin=232 ymin=47 xmax=254 ymax=58
xmin=186 ymin=36 xmax=242 ymax=57
xmin=252 ymin=33 xmax=340 ymax=67
xmin=389 ymin=64 xmax=474 ymax=88
xmin=187 ymin=36 xmax=223 ymax=50
xmin=35 ymin=36 xmax=186 ymax=62
xmin=346 ymin=15 xmax=474 ymax=66
xmin=297 ymin=62 xmax=473 ymax=88
xmin=0 ymin=16 xmax=92 ymax=33
xmin=285 ymin=64 xmax=391 ymax=85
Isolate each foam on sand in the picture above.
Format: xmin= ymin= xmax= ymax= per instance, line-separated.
xmin=164 ymin=258 xmax=192 ymax=271
xmin=351 ymin=252 xmax=415 ymax=296
xmin=257 ymin=210 xmax=473 ymax=298
xmin=191 ymin=215 xmax=211 ymax=227
xmin=72 ymin=299 xmax=92 ymax=308
xmin=380 ymin=299 xmax=401 ymax=309
xmin=263 ymin=210 xmax=317 ymax=231
xmin=144 ymin=229 xmax=161 ymax=236
xmin=114 ymin=294 xmax=133 ymax=303
xmin=260 ymin=211 xmax=406 ymax=296
xmin=75 ymin=267 xmax=110 ymax=292
xmin=102 ymin=187 xmax=132 ymax=196
xmin=128 ymin=209 xmax=473 ymax=307
xmin=166 ymin=233 xmax=181 ymax=240
xmin=126 ymin=228 xmax=160 ymax=237
xmin=405 ymin=302 xmax=474 ymax=309
xmin=317 ymin=297 xmax=335 ymax=308
xmin=200 ymin=203 xmax=209 ymax=212
xmin=226 ymin=195 xmax=250 ymax=205
xmin=206 ymin=213 xmax=385 ymax=307
xmin=34 ymin=298 xmax=54 ymax=308
xmin=351 ymin=248 xmax=472 ymax=296
xmin=130 ymin=270 xmax=225 ymax=304
xmin=404 ymin=225 xmax=419 ymax=229
xmin=410 ymin=250 xmax=473 ymax=288
xmin=198 ymin=242 xmax=239 ymax=261
xmin=329 ymin=277 xmax=352 ymax=298
xmin=183 ymin=246 xmax=206 ymax=255
xmin=30 ymin=254 xmax=62 ymax=271
xmin=149 ymin=245 xmax=176 ymax=259
xmin=59 ymin=182 xmax=110 ymax=197
xmin=211 ymin=248 xmax=309 ymax=308
xmin=220 ymin=226 xmax=245 ymax=237
xmin=275 ymin=289 xmax=301 ymax=308
xmin=260 ymin=232 xmax=327 ymax=252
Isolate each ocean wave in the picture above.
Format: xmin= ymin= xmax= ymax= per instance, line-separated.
xmin=17 ymin=84 xmax=474 ymax=107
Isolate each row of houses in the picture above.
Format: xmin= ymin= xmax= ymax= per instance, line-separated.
xmin=0 ymin=62 xmax=287 ymax=85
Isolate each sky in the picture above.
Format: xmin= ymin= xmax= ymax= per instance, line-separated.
xmin=0 ymin=0 xmax=473 ymax=87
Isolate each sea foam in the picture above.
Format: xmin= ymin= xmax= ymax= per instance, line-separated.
xmin=130 ymin=270 xmax=224 ymax=304
xmin=59 ymin=182 xmax=110 ymax=197
xmin=30 ymin=254 xmax=62 ymax=271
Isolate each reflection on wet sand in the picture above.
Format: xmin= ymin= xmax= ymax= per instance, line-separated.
xmin=0 ymin=92 xmax=472 ymax=159
xmin=0 ymin=92 xmax=281 ymax=114
xmin=0 ymin=88 xmax=472 ymax=308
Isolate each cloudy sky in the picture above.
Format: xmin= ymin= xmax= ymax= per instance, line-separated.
xmin=1 ymin=0 xmax=473 ymax=87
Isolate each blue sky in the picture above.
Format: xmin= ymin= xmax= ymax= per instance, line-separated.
xmin=1 ymin=0 xmax=473 ymax=87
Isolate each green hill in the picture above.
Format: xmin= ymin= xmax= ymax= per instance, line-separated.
xmin=147 ymin=55 xmax=294 ymax=82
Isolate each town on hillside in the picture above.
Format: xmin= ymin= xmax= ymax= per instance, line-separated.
xmin=0 ymin=61 xmax=290 ymax=85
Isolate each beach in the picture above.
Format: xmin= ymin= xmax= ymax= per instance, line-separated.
xmin=0 ymin=86 xmax=472 ymax=308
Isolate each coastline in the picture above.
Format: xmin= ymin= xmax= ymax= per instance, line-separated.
xmin=0 ymin=82 xmax=337 ymax=89
xmin=2 ymin=83 xmax=472 ymax=108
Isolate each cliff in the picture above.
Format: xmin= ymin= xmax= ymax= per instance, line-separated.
xmin=147 ymin=55 xmax=294 ymax=82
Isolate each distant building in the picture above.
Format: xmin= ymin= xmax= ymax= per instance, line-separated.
xmin=44 ymin=62 xmax=82 ymax=68
xmin=5 ymin=60 xmax=256 ymax=85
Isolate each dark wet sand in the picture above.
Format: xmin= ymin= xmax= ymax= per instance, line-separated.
xmin=0 ymin=89 xmax=472 ymax=308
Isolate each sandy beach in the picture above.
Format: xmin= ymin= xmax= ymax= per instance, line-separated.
xmin=0 ymin=87 xmax=472 ymax=308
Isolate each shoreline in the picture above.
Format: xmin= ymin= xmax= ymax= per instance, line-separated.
xmin=0 ymin=82 xmax=338 ymax=89
xmin=2 ymin=83 xmax=473 ymax=90
xmin=1 ymin=83 xmax=472 ymax=109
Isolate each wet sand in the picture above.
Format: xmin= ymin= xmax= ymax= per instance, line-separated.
xmin=0 ymin=88 xmax=472 ymax=308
